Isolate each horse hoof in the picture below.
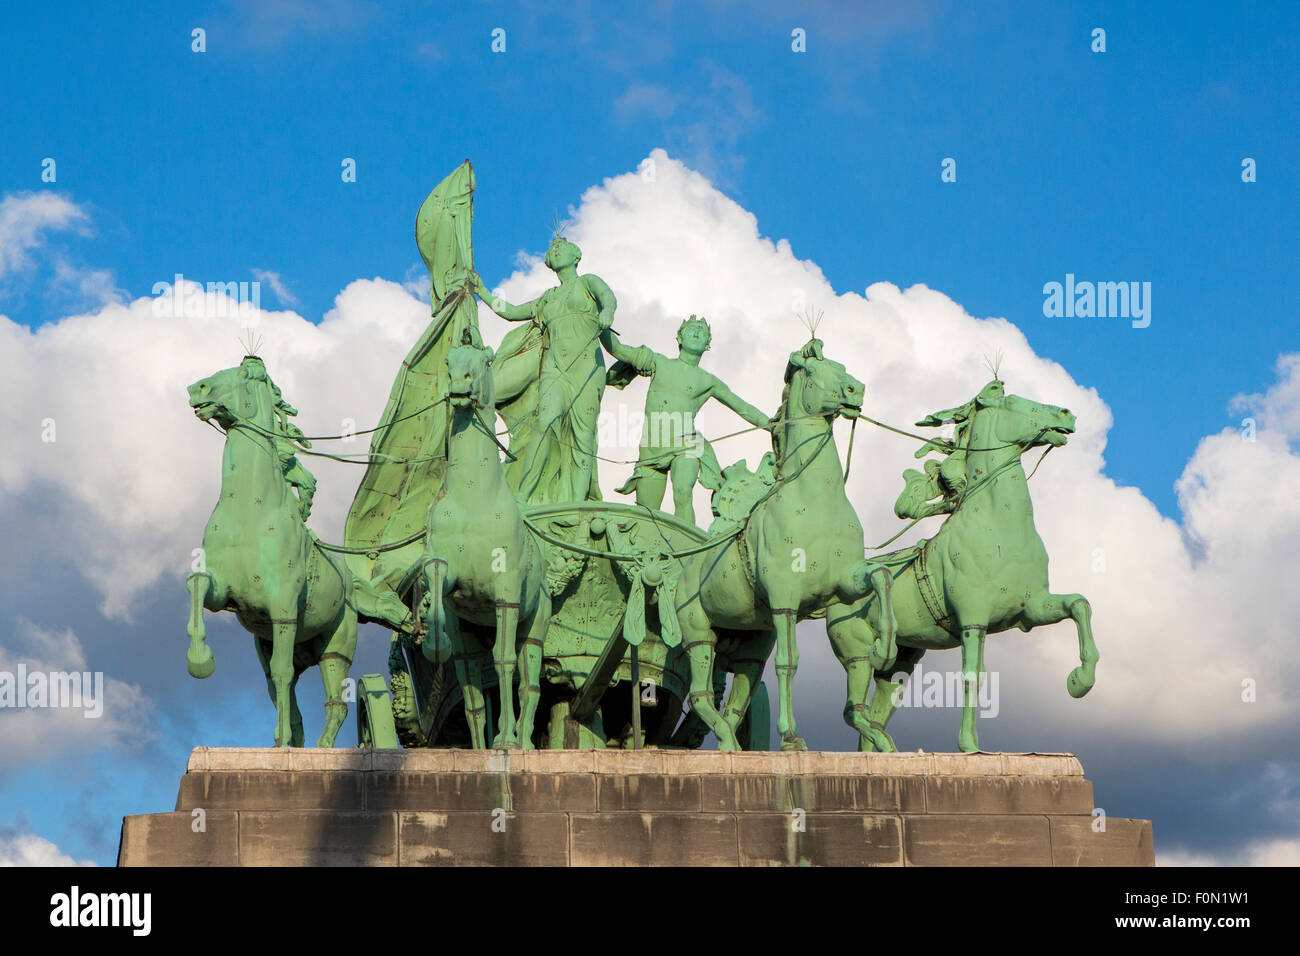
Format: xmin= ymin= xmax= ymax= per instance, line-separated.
xmin=864 ymin=729 xmax=896 ymax=753
xmin=186 ymin=646 xmax=215 ymax=679
xmin=1067 ymin=668 xmax=1094 ymax=699
xmin=780 ymin=735 xmax=807 ymax=752
xmin=490 ymin=735 xmax=519 ymax=750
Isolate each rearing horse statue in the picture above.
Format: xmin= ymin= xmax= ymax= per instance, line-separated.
xmin=185 ymin=356 xmax=408 ymax=747
xmin=857 ymin=377 xmax=1099 ymax=753
xmin=674 ymin=339 xmax=897 ymax=751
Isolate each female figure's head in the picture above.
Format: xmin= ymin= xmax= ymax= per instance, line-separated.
xmin=544 ymin=237 xmax=581 ymax=272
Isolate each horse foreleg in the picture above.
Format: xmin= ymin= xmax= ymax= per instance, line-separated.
xmin=957 ymin=624 xmax=987 ymax=753
xmin=825 ymin=606 xmax=894 ymax=752
xmin=840 ymin=562 xmax=898 ymax=669
xmin=772 ymin=609 xmax=806 ymax=751
xmin=269 ymin=619 xmax=297 ymax=747
xmin=868 ymin=567 xmax=897 ymax=671
xmin=421 ymin=557 xmax=453 ymax=663
xmin=316 ymin=609 xmax=358 ymax=748
xmin=1024 ymin=592 xmax=1099 ymax=698
xmin=186 ymin=572 xmax=216 ymax=678
xmin=491 ymin=599 xmax=521 ymax=749
xmin=864 ymin=646 xmax=924 ymax=750
xmin=516 ymin=592 xmax=549 ymax=751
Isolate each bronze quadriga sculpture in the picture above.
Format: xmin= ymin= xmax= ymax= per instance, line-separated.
xmin=184 ymin=162 xmax=1096 ymax=754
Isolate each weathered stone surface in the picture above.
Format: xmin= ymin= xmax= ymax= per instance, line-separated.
xmin=738 ymin=813 xmax=903 ymax=866
xmin=372 ymin=749 xmax=457 ymax=773
xmin=518 ymin=749 xmax=597 ymax=774
xmin=1050 ymin=816 xmax=1155 ymax=866
xmin=118 ymin=811 xmax=239 ymax=866
xmin=931 ymin=753 xmax=1006 ymax=776
xmin=593 ymin=749 xmax=668 ymax=775
xmin=176 ymin=771 xmax=365 ymax=812
xmin=700 ymin=773 xmax=926 ymax=814
xmin=123 ymin=748 xmax=1151 ymax=866
xmin=571 ymin=812 xmax=738 ymax=866
xmin=367 ymin=771 xmax=597 ymax=812
xmin=198 ymin=747 xmax=290 ymax=772
xmin=287 ymin=748 xmax=374 ymax=772
xmin=904 ymin=814 xmax=1054 ymax=866
xmin=184 ymin=748 xmax=1087 ymax=777
xmin=239 ymin=810 xmax=397 ymax=866
xmin=922 ymin=776 xmax=1093 ymax=815
xmin=597 ymin=773 xmax=702 ymax=811
xmin=400 ymin=811 xmax=569 ymax=866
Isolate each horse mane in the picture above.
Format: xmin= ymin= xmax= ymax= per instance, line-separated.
xmin=983 ymin=349 xmax=1005 ymax=381
xmin=238 ymin=328 xmax=264 ymax=357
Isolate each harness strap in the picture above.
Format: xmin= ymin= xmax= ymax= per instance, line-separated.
xmin=914 ymin=540 xmax=957 ymax=636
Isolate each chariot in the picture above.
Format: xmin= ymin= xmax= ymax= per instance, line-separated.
xmin=355 ymin=501 xmax=771 ymax=751
xmin=185 ymin=160 xmax=1097 ymax=756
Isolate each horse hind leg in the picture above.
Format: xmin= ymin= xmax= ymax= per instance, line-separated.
xmin=516 ymin=592 xmax=549 ymax=750
xmin=1023 ymin=591 xmax=1098 ymax=698
xmin=721 ymin=633 xmax=774 ymax=736
xmin=289 ymin=670 xmax=306 ymax=748
xmin=263 ymin=620 xmax=298 ymax=747
xmin=680 ymin=603 xmax=738 ymax=751
xmin=316 ymin=608 xmax=358 ymax=748
xmin=448 ymin=614 xmax=489 ymax=749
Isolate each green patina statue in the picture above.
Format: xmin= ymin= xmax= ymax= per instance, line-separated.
xmin=604 ymin=315 xmax=773 ymax=525
xmin=183 ymin=160 xmax=1098 ymax=753
xmin=474 ymin=238 xmax=616 ymax=505
xmin=419 ymin=332 xmax=550 ymax=750
xmin=671 ymin=338 xmax=897 ymax=751
xmin=858 ymin=378 xmax=1098 ymax=752
xmin=185 ymin=357 xmax=408 ymax=747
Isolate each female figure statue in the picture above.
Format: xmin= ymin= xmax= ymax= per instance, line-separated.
xmin=475 ymin=237 xmax=617 ymax=504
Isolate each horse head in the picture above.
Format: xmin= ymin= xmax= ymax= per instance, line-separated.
xmin=919 ymin=379 xmax=1075 ymax=458
xmin=188 ymin=356 xmax=276 ymax=431
xmin=781 ymin=338 xmax=864 ymax=423
xmin=446 ymin=332 xmax=496 ymax=411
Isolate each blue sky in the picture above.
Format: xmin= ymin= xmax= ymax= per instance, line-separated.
xmin=2 ymin=1 xmax=1295 ymax=512
xmin=1 ymin=1 xmax=1298 ymax=866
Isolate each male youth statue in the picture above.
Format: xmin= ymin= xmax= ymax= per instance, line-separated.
xmin=603 ymin=316 xmax=771 ymax=525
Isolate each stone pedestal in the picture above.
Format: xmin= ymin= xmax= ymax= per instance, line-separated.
xmin=118 ymin=748 xmax=1153 ymax=866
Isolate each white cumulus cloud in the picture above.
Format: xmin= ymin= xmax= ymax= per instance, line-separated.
xmin=0 ymin=152 xmax=1295 ymax=803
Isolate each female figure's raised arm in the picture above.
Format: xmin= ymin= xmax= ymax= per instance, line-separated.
xmin=474 ymin=275 xmax=539 ymax=322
